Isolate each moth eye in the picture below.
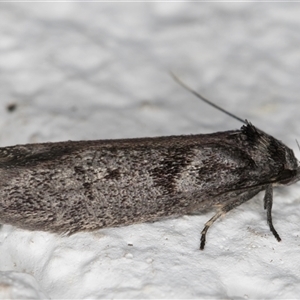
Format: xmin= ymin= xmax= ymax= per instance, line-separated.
xmin=277 ymin=169 xmax=298 ymax=184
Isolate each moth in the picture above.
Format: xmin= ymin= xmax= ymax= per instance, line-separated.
xmin=0 ymin=76 xmax=299 ymax=250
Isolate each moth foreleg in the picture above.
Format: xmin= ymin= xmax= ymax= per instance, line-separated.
xmin=263 ymin=184 xmax=281 ymax=242
xmin=200 ymin=187 xmax=264 ymax=250
xmin=200 ymin=211 xmax=223 ymax=250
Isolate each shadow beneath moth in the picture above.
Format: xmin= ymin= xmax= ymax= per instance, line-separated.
xmin=0 ymin=76 xmax=299 ymax=250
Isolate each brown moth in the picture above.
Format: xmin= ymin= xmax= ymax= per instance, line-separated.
xmin=0 ymin=76 xmax=299 ymax=249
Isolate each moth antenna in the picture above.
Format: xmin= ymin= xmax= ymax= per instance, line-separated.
xmin=171 ymin=72 xmax=246 ymax=125
xmin=296 ymin=139 xmax=300 ymax=153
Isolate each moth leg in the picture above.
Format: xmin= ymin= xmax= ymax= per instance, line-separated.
xmin=200 ymin=211 xmax=223 ymax=250
xmin=263 ymin=184 xmax=281 ymax=242
xmin=200 ymin=187 xmax=263 ymax=250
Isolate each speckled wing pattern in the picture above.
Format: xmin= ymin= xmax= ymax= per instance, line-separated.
xmin=0 ymin=123 xmax=299 ymax=249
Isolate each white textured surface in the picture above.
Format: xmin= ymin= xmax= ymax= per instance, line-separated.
xmin=1 ymin=3 xmax=300 ymax=299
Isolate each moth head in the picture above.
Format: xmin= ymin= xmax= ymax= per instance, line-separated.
xmin=242 ymin=122 xmax=300 ymax=186
xmin=269 ymin=137 xmax=300 ymax=185
xmin=273 ymin=140 xmax=300 ymax=186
